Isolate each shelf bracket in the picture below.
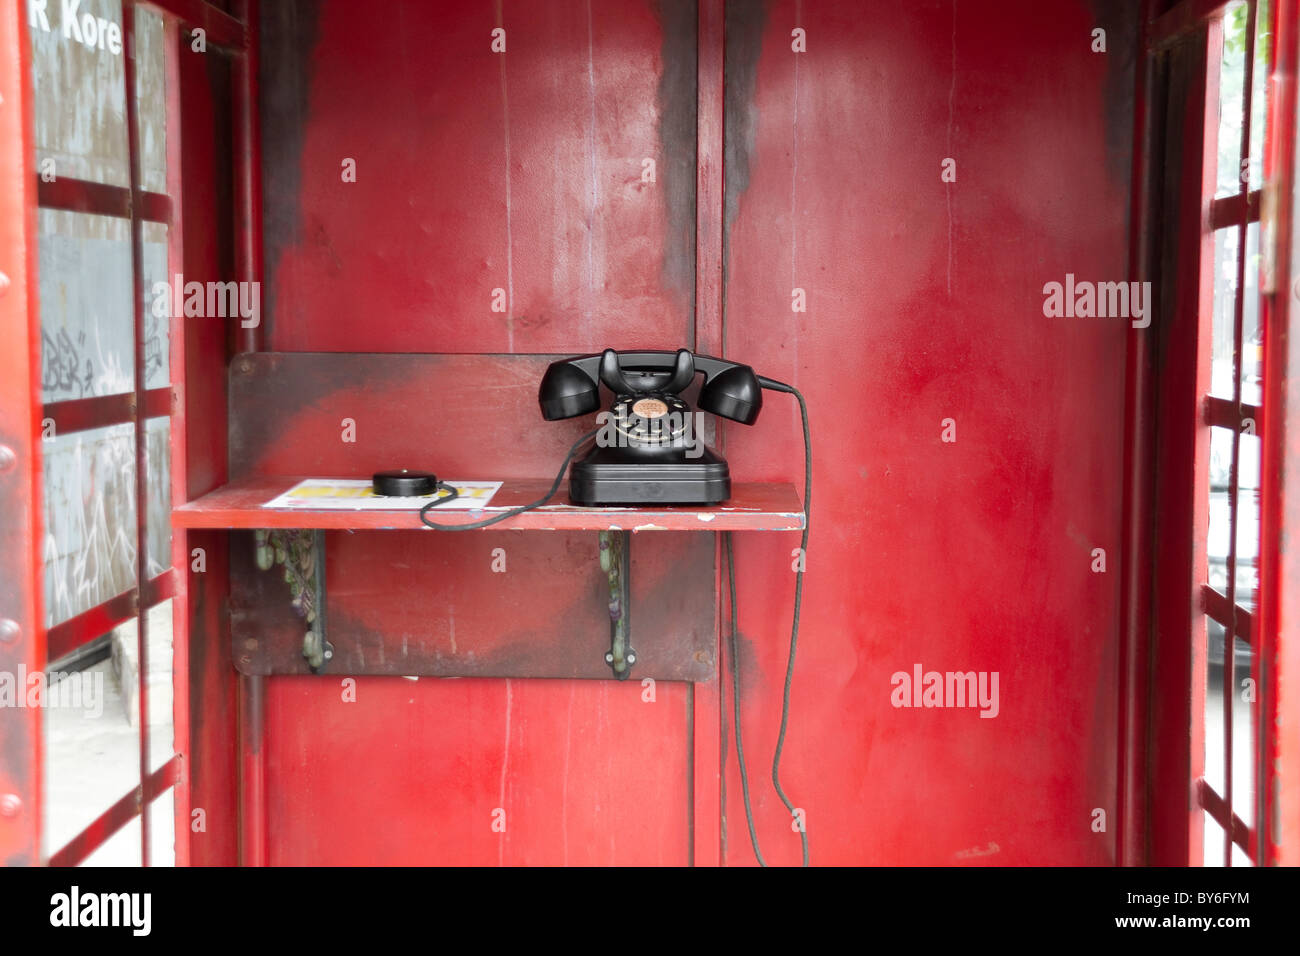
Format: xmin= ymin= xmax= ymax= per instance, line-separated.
xmin=600 ymin=530 xmax=635 ymax=680
xmin=254 ymin=528 xmax=333 ymax=673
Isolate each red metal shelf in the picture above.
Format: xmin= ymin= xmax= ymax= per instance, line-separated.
xmin=172 ymin=475 xmax=805 ymax=532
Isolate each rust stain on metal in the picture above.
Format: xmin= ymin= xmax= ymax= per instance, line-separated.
xmin=655 ymin=0 xmax=699 ymax=335
xmin=721 ymin=0 xmax=769 ymax=318
xmin=258 ymin=0 xmax=321 ymax=341
xmin=1085 ymin=0 xmax=1140 ymax=193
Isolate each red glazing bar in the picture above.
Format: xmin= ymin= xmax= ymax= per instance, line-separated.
xmin=1205 ymin=393 xmax=1265 ymax=433
xmin=47 ymin=756 xmax=181 ymax=867
xmin=232 ymin=0 xmax=261 ymax=354
xmin=45 ymin=570 xmax=176 ymax=662
xmin=238 ymin=673 xmax=267 ymax=865
xmin=1196 ymin=777 xmax=1256 ymax=858
xmin=37 ymin=177 xmax=171 ymax=223
xmin=41 ymin=386 xmax=171 ymax=437
xmin=1211 ymin=189 xmax=1263 ymax=229
xmin=1119 ymin=0 xmax=1159 ymax=868
xmin=693 ymin=0 xmax=725 ymax=867
xmin=1201 ymin=582 xmax=1255 ymax=644
xmin=122 ymin=1 xmax=153 ymax=868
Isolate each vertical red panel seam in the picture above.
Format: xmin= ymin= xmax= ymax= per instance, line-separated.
xmin=231 ymin=0 xmax=266 ymax=867
xmin=1119 ymin=0 xmax=1159 ymax=868
xmin=693 ymin=0 xmax=725 ymax=867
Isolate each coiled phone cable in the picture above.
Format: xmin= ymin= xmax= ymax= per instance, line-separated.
xmin=728 ymin=379 xmax=810 ymax=867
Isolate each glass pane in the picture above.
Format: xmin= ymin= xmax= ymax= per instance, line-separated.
xmin=110 ymin=599 xmax=174 ymax=774
xmin=29 ymin=0 xmax=129 ymax=188
xmin=1236 ymin=433 xmax=1261 ymax=610
xmin=142 ymin=221 xmax=170 ymax=388
xmin=1247 ymin=0 xmax=1272 ymax=193
xmin=145 ymin=418 xmax=172 ymax=575
xmin=38 ymin=210 xmax=134 ymax=402
xmin=1204 ymin=613 xmax=1226 ymax=796
xmin=42 ymin=423 xmax=138 ymax=627
xmin=1228 ymin=654 xmax=1256 ymax=844
xmin=43 ymin=654 xmax=141 ymax=864
xmin=1210 ymin=227 xmax=1238 ymax=400
xmin=1207 ymin=426 xmax=1233 ymax=598
xmin=1242 ymin=222 xmax=1262 ymax=406
xmin=133 ymin=5 xmax=168 ymax=194
xmin=1215 ymin=2 xmax=1249 ymax=199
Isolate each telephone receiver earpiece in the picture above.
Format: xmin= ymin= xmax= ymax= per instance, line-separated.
xmin=698 ymin=364 xmax=762 ymax=424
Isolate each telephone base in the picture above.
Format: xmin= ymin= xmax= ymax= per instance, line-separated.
xmin=569 ymin=447 xmax=731 ymax=506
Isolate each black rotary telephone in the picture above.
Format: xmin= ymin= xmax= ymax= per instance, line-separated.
xmin=539 ymin=348 xmax=772 ymax=505
xmin=417 ymin=345 xmax=811 ymax=865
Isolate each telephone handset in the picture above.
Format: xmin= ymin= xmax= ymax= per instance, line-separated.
xmin=539 ymin=348 xmax=773 ymax=505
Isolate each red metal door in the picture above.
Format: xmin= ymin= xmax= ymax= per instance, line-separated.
xmin=0 ymin=0 xmax=44 ymax=867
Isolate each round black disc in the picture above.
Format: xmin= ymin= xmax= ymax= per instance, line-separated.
xmin=372 ymin=469 xmax=438 ymax=496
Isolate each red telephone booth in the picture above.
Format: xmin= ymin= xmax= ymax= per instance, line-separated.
xmin=0 ymin=0 xmax=1298 ymax=869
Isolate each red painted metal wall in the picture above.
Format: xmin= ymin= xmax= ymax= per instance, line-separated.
xmin=249 ymin=0 xmax=1136 ymax=864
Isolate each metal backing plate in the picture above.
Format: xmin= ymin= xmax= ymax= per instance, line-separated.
xmin=230 ymin=528 xmax=716 ymax=680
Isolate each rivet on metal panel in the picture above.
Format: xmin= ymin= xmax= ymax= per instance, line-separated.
xmin=0 ymin=619 xmax=19 ymax=644
xmin=0 ymin=794 xmax=21 ymax=817
xmin=237 ymin=356 xmax=253 ymax=374
xmin=0 ymin=445 xmax=16 ymax=472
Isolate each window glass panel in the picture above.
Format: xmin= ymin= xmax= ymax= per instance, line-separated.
xmin=1215 ymin=2 xmax=1249 ymax=199
xmin=1207 ymin=426 xmax=1233 ymax=598
xmin=1247 ymin=0 xmax=1272 ymax=193
xmin=145 ymin=418 xmax=172 ymax=576
xmin=142 ymin=221 xmax=170 ymax=388
xmin=1242 ymin=222 xmax=1262 ymax=405
xmin=110 ymin=599 xmax=175 ymax=774
xmin=43 ymin=653 xmax=141 ymax=864
xmin=29 ymin=0 xmax=129 ymax=188
xmin=1236 ymin=432 xmax=1260 ymax=610
xmin=1204 ymin=614 xmax=1226 ymax=796
xmin=133 ymin=6 xmax=167 ymax=194
xmin=41 ymin=423 xmax=137 ymax=627
xmin=1210 ymin=227 xmax=1239 ymax=400
xmin=39 ymin=210 xmax=134 ymax=402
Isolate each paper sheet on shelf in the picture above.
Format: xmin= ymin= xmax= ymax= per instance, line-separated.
xmin=261 ymin=478 xmax=502 ymax=511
